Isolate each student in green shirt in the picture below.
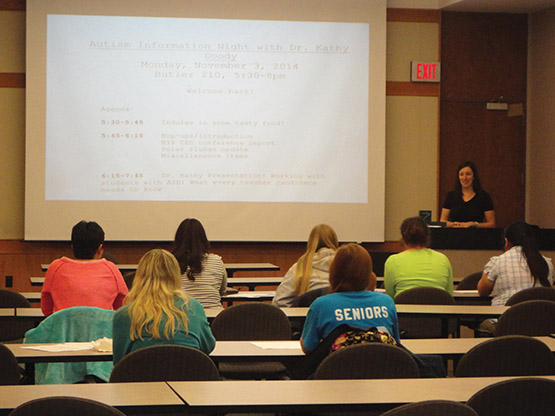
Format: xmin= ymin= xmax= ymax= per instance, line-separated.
xmin=384 ymin=217 xmax=453 ymax=299
xmin=113 ymin=249 xmax=215 ymax=364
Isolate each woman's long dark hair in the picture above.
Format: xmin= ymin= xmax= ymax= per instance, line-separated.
xmin=171 ymin=218 xmax=210 ymax=281
xmin=505 ymin=222 xmax=550 ymax=287
xmin=454 ymin=161 xmax=483 ymax=194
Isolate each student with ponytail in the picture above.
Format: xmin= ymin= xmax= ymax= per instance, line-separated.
xmin=478 ymin=222 xmax=554 ymax=305
xmin=273 ymin=224 xmax=339 ymax=307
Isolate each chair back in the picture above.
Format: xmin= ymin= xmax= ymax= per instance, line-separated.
xmin=0 ymin=344 xmax=21 ymax=385
xmin=291 ymin=287 xmax=329 ymax=307
xmin=0 ymin=289 xmax=34 ymax=342
xmin=109 ymin=345 xmax=220 ymax=382
xmin=505 ymin=286 xmax=555 ymax=306
xmin=380 ymin=400 xmax=478 ymax=416
xmin=313 ymin=342 xmax=419 ymax=380
xmin=23 ymin=306 xmax=114 ymax=384
xmin=495 ymin=299 xmax=555 ymax=336
xmin=456 ymin=272 xmax=482 ymax=290
xmin=467 ymin=377 xmax=555 ymax=416
xmin=455 ymin=335 xmax=555 ymax=377
xmin=8 ymin=396 xmax=126 ymax=416
xmin=210 ymin=303 xmax=291 ymax=340
xmin=394 ymin=287 xmax=456 ymax=338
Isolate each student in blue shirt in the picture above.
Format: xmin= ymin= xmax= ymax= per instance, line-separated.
xmin=301 ymin=243 xmax=401 ymax=353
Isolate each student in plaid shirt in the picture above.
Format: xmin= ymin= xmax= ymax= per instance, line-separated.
xmin=478 ymin=222 xmax=554 ymax=306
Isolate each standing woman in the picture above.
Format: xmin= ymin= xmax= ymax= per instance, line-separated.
xmin=273 ymin=224 xmax=339 ymax=307
xmin=112 ymin=249 xmax=215 ymax=364
xmin=172 ymin=218 xmax=227 ymax=308
xmin=478 ymin=222 xmax=554 ymax=305
xmin=440 ymin=161 xmax=496 ymax=228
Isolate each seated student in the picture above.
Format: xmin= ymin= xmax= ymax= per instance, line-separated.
xmin=384 ymin=216 xmax=453 ymax=299
xmin=300 ymin=243 xmax=401 ymax=354
xmin=478 ymin=221 xmax=554 ymax=305
xmin=273 ymin=224 xmax=339 ymax=307
xmin=41 ymin=220 xmax=128 ymax=317
xmin=112 ymin=249 xmax=215 ymax=364
xmin=172 ymin=218 xmax=227 ymax=308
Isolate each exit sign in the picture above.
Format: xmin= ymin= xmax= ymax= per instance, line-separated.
xmin=410 ymin=61 xmax=441 ymax=83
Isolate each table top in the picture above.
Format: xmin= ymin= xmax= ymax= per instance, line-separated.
xmin=40 ymin=262 xmax=279 ymax=273
xmin=168 ymin=376 xmax=555 ymax=413
xmin=0 ymin=382 xmax=183 ymax=413
xmin=9 ymin=303 xmax=508 ymax=325
xmin=10 ymin=336 xmax=554 ymax=364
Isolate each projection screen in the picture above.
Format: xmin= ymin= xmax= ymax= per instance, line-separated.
xmin=25 ymin=0 xmax=386 ymax=241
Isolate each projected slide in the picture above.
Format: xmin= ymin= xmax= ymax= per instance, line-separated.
xmin=45 ymin=15 xmax=369 ymax=203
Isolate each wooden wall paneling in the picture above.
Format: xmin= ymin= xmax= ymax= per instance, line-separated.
xmin=0 ymin=0 xmax=25 ymax=11
xmin=441 ymin=12 xmax=527 ymax=101
xmin=439 ymin=12 xmax=527 ymax=228
xmin=439 ymin=101 xmax=526 ymax=228
xmin=0 ymin=73 xmax=25 ymax=88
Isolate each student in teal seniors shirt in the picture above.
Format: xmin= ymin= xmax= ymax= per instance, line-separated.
xmin=301 ymin=243 xmax=401 ymax=353
xmin=112 ymin=249 xmax=215 ymax=364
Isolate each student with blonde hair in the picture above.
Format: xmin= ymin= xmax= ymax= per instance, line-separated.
xmin=112 ymin=249 xmax=215 ymax=364
xmin=273 ymin=224 xmax=339 ymax=307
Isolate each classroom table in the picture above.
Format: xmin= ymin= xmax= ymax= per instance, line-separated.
xmin=168 ymin=376 xmax=555 ymax=414
xmin=227 ymin=276 xmax=283 ymax=290
xmin=11 ymin=336 xmax=554 ymax=365
xmin=1 ymin=377 xmax=553 ymax=415
xmin=0 ymin=382 xmax=183 ymax=416
xmin=40 ymin=262 xmax=280 ymax=276
xmin=9 ymin=303 xmax=508 ymax=328
xmin=221 ymin=290 xmax=275 ymax=305
xmin=21 ymin=289 xmax=491 ymax=307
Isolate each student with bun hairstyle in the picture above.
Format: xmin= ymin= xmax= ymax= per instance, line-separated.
xmin=384 ymin=216 xmax=453 ymax=299
xmin=112 ymin=249 xmax=215 ymax=364
xmin=478 ymin=222 xmax=554 ymax=305
xmin=273 ymin=224 xmax=339 ymax=307
xmin=300 ymin=243 xmax=400 ymax=354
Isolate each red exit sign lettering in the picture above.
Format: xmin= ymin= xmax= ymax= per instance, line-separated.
xmin=410 ymin=61 xmax=441 ymax=83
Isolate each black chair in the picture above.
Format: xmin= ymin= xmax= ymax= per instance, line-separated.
xmin=380 ymin=400 xmax=478 ymax=416
xmin=0 ymin=344 xmax=21 ymax=385
xmin=456 ymin=272 xmax=482 ymax=290
xmin=0 ymin=289 xmax=34 ymax=343
xmin=466 ymin=377 xmax=555 ymax=416
xmin=495 ymin=299 xmax=555 ymax=336
xmin=210 ymin=302 xmax=291 ymax=379
xmin=291 ymin=286 xmax=329 ymax=307
xmin=505 ymin=286 xmax=555 ymax=306
xmin=313 ymin=343 xmax=419 ymax=380
xmin=393 ymin=287 xmax=457 ymax=338
xmin=455 ymin=335 xmax=555 ymax=377
xmin=8 ymin=396 xmax=126 ymax=416
xmin=109 ymin=344 xmax=220 ymax=382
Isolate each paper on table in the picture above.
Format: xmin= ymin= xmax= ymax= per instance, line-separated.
xmin=21 ymin=342 xmax=94 ymax=352
xmin=227 ymin=292 xmax=272 ymax=298
xmin=251 ymin=341 xmax=301 ymax=349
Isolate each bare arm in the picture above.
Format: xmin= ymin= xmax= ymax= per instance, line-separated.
xmin=480 ymin=210 xmax=496 ymax=228
xmin=477 ymin=272 xmax=495 ymax=296
xmin=440 ymin=208 xmax=455 ymax=227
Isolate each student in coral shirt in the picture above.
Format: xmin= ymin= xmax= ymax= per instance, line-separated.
xmin=41 ymin=220 xmax=128 ymax=316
